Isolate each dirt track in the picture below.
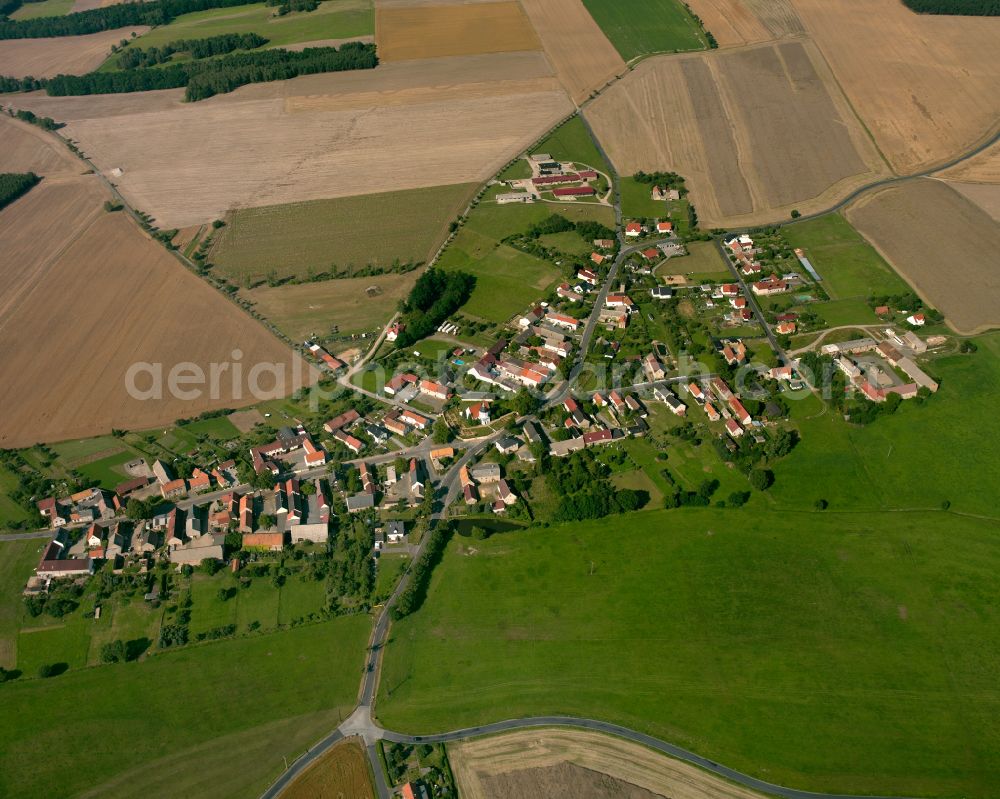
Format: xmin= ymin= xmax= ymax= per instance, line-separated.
xmin=450 ymin=729 xmax=771 ymax=799
xmin=0 ymin=26 xmax=148 ymax=77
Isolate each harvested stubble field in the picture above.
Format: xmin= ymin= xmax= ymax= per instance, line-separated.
xmin=518 ymin=0 xmax=625 ymax=104
xmin=684 ymin=0 xmax=803 ymax=47
xmin=937 ymin=142 xmax=1000 ymax=221
xmin=280 ymin=737 xmax=374 ymax=799
xmin=585 ymin=40 xmax=887 ymax=227
xmin=14 ymin=51 xmax=571 ymax=228
xmin=793 ymin=0 xmax=1000 ymax=174
xmin=0 ymin=26 xmax=149 ymax=77
xmin=241 ymin=271 xmax=418 ymax=341
xmin=0 ymin=115 xmax=81 ymax=177
xmin=0 ymin=155 xmax=306 ymax=446
xmin=945 ymin=182 xmax=1000 ymax=223
xmin=375 ymin=1 xmax=540 ymax=62
xmin=210 ymin=183 xmax=478 ymax=283
xmin=450 ymin=729 xmax=770 ymax=799
xmin=846 ymin=179 xmax=1000 ymax=335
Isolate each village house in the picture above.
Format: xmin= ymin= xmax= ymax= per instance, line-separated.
xmin=775 ymin=322 xmax=796 ymax=335
xmin=385 ymin=321 xmax=405 ymax=342
xmin=577 ymin=267 xmax=599 ymax=285
xmin=546 ymin=311 xmax=580 ymax=331
xmin=308 ymin=343 xmax=345 ymax=372
xmin=243 ymin=532 xmax=284 ymax=552
xmin=464 ymin=400 xmax=491 ymax=424
xmin=725 ymin=419 xmax=744 ymax=438
xmin=704 ymin=402 xmax=721 ymax=421
xmin=418 ymin=379 xmax=450 ymax=401
xmin=655 ymin=221 xmax=673 ymax=235
xmin=590 ymin=252 xmax=606 ymax=266
xmin=324 ymin=409 xmax=360 ymax=434
xmin=161 ymin=478 xmax=187 ymax=500
xmin=625 ymin=222 xmax=642 ymax=238
xmin=557 ymin=283 xmax=584 ymax=302
xmin=399 ymin=409 xmax=429 ymax=430
xmin=594 ymin=238 xmax=615 ymax=249
xmin=752 ymin=276 xmax=788 ymax=296
xmin=643 ymin=353 xmax=666 ymax=381
xmin=650 ymin=286 xmax=673 ymax=300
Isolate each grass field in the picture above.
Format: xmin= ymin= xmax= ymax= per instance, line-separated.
xmin=10 ymin=0 xmax=74 ymax=19
xmin=619 ymin=175 xmax=668 ymax=219
xmin=102 ymin=0 xmax=374 ymax=68
xmin=533 ymin=115 xmax=610 ymax=174
xmin=242 ymin=270 xmax=417 ymax=341
xmin=657 ymin=240 xmax=727 ymax=275
xmin=807 ymin=297 xmax=881 ymax=327
xmin=784 ymin=213 xmax=910 ymax=300
xmin=2 ymin=616 xmax=371 ymax=799
xmin=581 ymin=0 xmax=708 ymax=61
xmin=440 ymin=199 xmax=613 ymax=323
xmin=0 ymin=540 xmax=43 ymax=667
xmin=378 ymin=508 xmax=1000 ymax=798
xmin=0 ymin=466 xmax=31 ymax=529
xmin=210 ymin=184 xmax=477 ymax=284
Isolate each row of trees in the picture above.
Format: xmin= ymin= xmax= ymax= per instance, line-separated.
xmin=0 ymin=171 xmax=39 ymax=211
xmin=392 ymin=524 xmax=452 ymax=619
xmin=394 ymin=267 xmax=475 ymax=348
xmin=903 ymin=0 xmax=999 ymax=13
xmin=117 ymin=32 xmax=267 ymax=69
xmin=0 ymin=0 xmax=269 ymax=39
xmin=2 ymin=42 xmax=377 ymax=101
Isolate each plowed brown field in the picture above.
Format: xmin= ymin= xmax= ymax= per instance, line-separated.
xmin=585 ymin=40 xmax=887 ymax=227
xmin=14 ymin=51 xmax=571 ymax=228
xmin=376 ymin=1 xmax=539 ymax=61
xmin=0 ymin=26 xmax=148 ymax=77
xmin=846 ymin=179 xmax=1000 ymax=335
xmin=450 ymin=729 xmax=770 ymax=799
xmin=793 ymin=0 xmax=1000 ymax=174
xmin=519 ymin=0 xmax=624 ymax=103
xmin=0 ymin=171 xmax=305 ymax=446
xmin=0 ymin=115 xmax=81 ymax=177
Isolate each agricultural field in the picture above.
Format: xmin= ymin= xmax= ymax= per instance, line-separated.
xmin=9 ymin=0 xmax=75 ymax=19
xmin=684 ymin=0 xmax=803 ymax=47
xmin=783 ymin=212 xmax=910 ymax=300
xmin=518 ymin=0 xmax=625 ymax=103
xmin=0 ymin=616 xmax=371 ymax=799
xmin=14 ymin=51 xmax=571 ymax=227
xmin=845 ymin=179 xmax=1000 ymax=334
xmin=209 ymin=183 xmax=477 ymax=284
xmin=378 ymin=507 xmax=1000 ymax=799
xmin=581 ymin=0 xmax=709 ymax=61
xmin=450 ymin=728 xmax=770 ymax=799
xmin=241 ymin=271 xmax=418 ymax=341
xmin=100 ymin=0 xmax=374 ymax=64
xmin=281 ymin=737 xmax=374 ymax=799
xmin=794 ymin=0 xmax=1000 ymax=173
xmin=0 ymin=115 xmax=81 ymax=177
xmin=0 ymin=165 xmax=305 ymax=447
xmin=945 ymin=182 xmax=1000 ymax=222
xmin=585 ymin=41 xmax=888 ymax=228
xmin=375 ymin=1 xmax=539 ymax=62
xmin=656 ymin=240 xmax=727 ymax=276
xmin=438 ymin=198 xmax=614 ymax=323
xmin=0 ymin=26 xmax=149 ymax=77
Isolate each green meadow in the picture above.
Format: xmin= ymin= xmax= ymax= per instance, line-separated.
xmin=1 ymin=616 xmax=371 ymax=799
xmin=533 ymin=115 xmax=611 ymax=174
xmin=581 ymin=0 xmax=708 ymax=62
xmin=378 ymin=509 xmax=1000 ymax=798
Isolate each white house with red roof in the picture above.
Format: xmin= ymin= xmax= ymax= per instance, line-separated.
xmin=624 ymin=221 xmax=642 ymax=237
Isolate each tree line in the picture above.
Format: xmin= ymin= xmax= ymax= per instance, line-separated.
xmin=117 ymin=32 xmax=267 ymax=69
xmin=0 ymin=42 xmax=377 ymax=101
xmin=0 ymin=0 xmax=282 ymax=39
xmin=0 ymin=171 xmax=39 ymax=211
xmin=394 ymin=267 xmax=475 ymax=348
xmin=902 ymin=0 xmax=999 ymax=13
xmin=392 ymin=524 xmax=452 ymax=619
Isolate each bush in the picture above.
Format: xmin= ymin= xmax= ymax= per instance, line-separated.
xmin=749 ymin=468 xmax=774 ymax=491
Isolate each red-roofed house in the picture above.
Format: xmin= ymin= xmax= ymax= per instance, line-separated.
xmin=625 ymin=222 xmax=642 ymax=237
xmin=656 ymin=221 xmax=673 ymax=234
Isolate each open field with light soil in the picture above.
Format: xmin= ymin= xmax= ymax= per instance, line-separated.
xmin=518 ymin=0 xmax=625 ymax=104
xmin=684 ymin=0 xmax=803 ymax=47
xmin=0 ymin=116 xmax=83 ymax=177
xmin=0 ymin=26 xmax=149 ymax=77
xmin=210 ymin=183 xmax=478 ymax=283
xmin=0 ymin=616 xmax=371 ymax=799
xmin=242 ymin=271 xmax=417 ymax=340
xmin=13 ymin=51 xmax=571 ymax=227
xmin=793 ymin=0 xmax=1000 ymax=174
xmin=10 ymin=0 xmax=74 ymax=19
xmin=945 ymin=182 xmax=1000 ymax=223
xmin=281 ymin=737 xmax=375 ymax=799
xmin=585 ymin=40 xmax=887 ymax=227
xmin=450 ymin=728 xmax=770 ymax=799
xmin=937 ymin=140 xmax=1000 ymax=184
xmin=375 ymin=1 xmax=539 ymax=62
xmin=581 ymin=0 xmax=708 ymax=61
xmin=846 ymin=179 xmax=1000 ymax=335
xmin=0 ymin=169 xmax=307 ymax=447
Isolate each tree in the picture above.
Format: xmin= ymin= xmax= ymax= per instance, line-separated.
xmin=727 ymin=491 xmax=750 ymax=508
xmin=37 ymin=663 xmax=57 ymax=678
xmin=125 ymin=497 xmax=154 ymax=521
xmin=814 ymin=498 xmax=828 ymax=511
xmin=432 ymin=418 xmax=450 ymax=445
xmin=257 ymin=513 xmax=275 ymax=530
xmin=790 ymin=209 xmax=801 ymax=219
xmin=510 ymin=388 xmax=539 ymax=417
xmin=100 ymin=640 xmax=127 ymax=664
xmin=749 ymin=468 xmax=774 ymax=491
xmin=470 ymin=525 xmax=489 ymax=540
